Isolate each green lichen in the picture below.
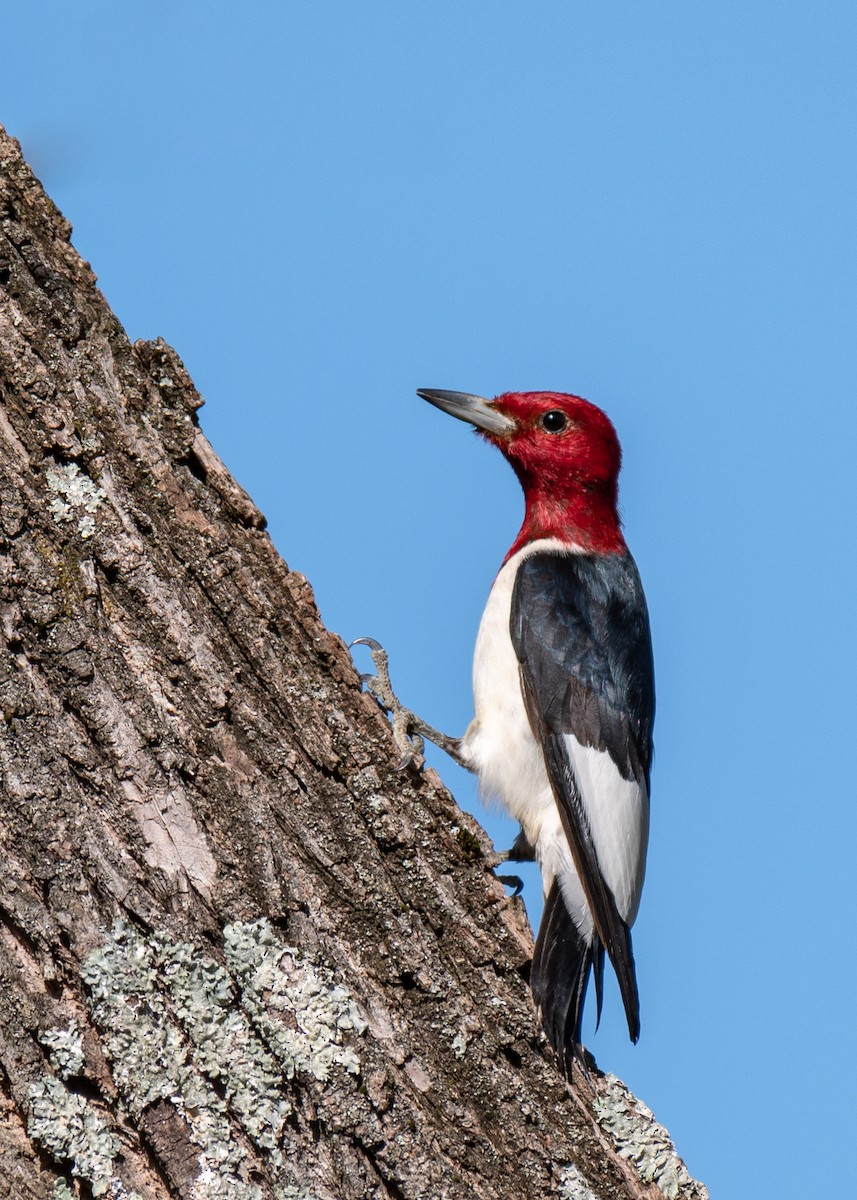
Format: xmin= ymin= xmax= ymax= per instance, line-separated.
xmin=453 ymin=825 xmax=484 ymax=862
xmin=158 ymin=932 xmax=292 ymax=1150
xmin=593 ymin=1075 xmax=709 ymax=1200
xmin=81 ymin=920 xmax=272 ymax=1189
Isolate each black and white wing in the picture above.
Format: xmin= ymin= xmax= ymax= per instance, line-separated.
xmin=511 ymin=549 xmax=655 ymax=1063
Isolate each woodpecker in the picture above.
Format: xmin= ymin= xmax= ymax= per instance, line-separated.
xmin=415 ymin=388 xmax=655 ymax=1077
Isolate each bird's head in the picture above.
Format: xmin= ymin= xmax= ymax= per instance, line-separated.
xmin=418 ymin=389 xmax=626 ymax=558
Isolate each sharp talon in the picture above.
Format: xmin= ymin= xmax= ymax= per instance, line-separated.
xmin=350 ymin=636 xmax=383 ymax=652
xmin=494 ymin=872 xmax=525 ymax=896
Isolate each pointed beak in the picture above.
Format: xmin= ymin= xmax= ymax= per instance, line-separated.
xmin=417 ymin=389 xmax=515 ymax=437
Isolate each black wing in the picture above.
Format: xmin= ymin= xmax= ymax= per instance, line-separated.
xmin=511 ymin=548 xmax=654 ymax=1051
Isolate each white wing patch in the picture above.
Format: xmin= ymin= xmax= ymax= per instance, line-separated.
xmin=563 ymin=735 xmax=649 ymax=925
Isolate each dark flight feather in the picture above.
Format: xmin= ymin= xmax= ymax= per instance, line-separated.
xmin=511 ymin=549 xmax=654 ymax=1054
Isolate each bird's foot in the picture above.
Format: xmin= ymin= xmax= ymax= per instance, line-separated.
xmin=493 ymin=869 xmax=525 ymax=896
xmin=488 ymin=827 xmax=536 ymax=894
xmin=351 ymin=637 xmax=467 ymax=772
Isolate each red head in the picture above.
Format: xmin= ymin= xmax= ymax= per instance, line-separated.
xmin=418 ymin=389 xmax=626 ymax=559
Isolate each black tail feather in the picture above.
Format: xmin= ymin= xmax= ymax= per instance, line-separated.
xmin=592 ymin=940 xmax=605 ymax=1031
xmin=619 ymin=926 xmax=640 ymax=1043
xmin=532 ymin=884 xmax=641 ymax=1074
xmin=531 ymin=881 xmax=594 ymax=1078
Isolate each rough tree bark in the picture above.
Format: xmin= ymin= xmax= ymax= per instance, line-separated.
xmin=0 ymin=125 xmax=708 ymax=1200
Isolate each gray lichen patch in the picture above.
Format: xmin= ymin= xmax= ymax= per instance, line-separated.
xmin=40 ymin=1021 xmax=85 ymax=1079
xmin=50 ymin=1181 xmax=138 ymax=1200
xmin=593 ymin=1075 xmax=709 ymax=1200
xmin=158 ymin=932 xmax=293 ymax=1152
xmin=224 ymin=918 xmax=367 ymax=1083
xmin=558 ymin=1162 xmax=601 ymax=1200
xmin=45 ymin=462 xmax=106 ymax=539
xmin=27 ymin=1075 xmax=140 ymax=1198
xmin=81 ymin=919 xmax=281 ymax=1189
xmin=78 ymin=917 xmax=367 ymax=1197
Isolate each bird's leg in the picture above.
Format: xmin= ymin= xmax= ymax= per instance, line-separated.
xmin=495 ymin=827 xmax=537 ymax=864
xmin=351 ymin=637 xmax=469 ymax=772
xmin=352 ymin=637 xmax=527 ymax=894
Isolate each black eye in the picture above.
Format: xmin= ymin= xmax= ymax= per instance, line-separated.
xmin=540 ymin=410 xmax=567 ymax=433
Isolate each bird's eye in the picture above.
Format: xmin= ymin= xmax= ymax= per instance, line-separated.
xmin=540 ymin=410 xmax=568 ymax=433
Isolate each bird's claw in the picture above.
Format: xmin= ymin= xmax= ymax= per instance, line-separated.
xmin=493 ymin=870 xmax=525 ymax=896
xmin=487 ymin=826 xmax=535 ymax=895
xmin=350 ymin=637 xmax=427 ymax=771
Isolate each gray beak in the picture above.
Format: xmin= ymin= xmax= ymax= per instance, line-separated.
xmin=417 ymin=389 xmax=515 ymax=436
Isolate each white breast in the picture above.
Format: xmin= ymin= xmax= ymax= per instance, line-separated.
xmin=461 ymin=539 xmax=579 ymax=896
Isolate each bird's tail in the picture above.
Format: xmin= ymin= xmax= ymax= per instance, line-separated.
xmin=530 ymin=880 xmax=594 ymax=1079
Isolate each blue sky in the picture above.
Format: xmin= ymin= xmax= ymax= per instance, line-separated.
xmin=4 ymin=4 xmax=856 ymax=1195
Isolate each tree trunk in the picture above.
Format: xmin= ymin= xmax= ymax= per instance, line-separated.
xmin=0 ymin=125 xmax=707 ymax=1200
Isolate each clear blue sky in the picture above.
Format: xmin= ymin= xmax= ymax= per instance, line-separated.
xmin=4 ymin=4 xmax=856 ymax=1195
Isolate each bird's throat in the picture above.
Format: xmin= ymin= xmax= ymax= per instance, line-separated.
xmin=505 ymin=486 xmax=625 ymax=563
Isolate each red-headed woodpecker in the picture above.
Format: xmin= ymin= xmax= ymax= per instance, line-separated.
xmin=425 ymin=389 xmax=654 ymax=1077
xmin=356 ymin=389 xmax=654 ymax=1078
